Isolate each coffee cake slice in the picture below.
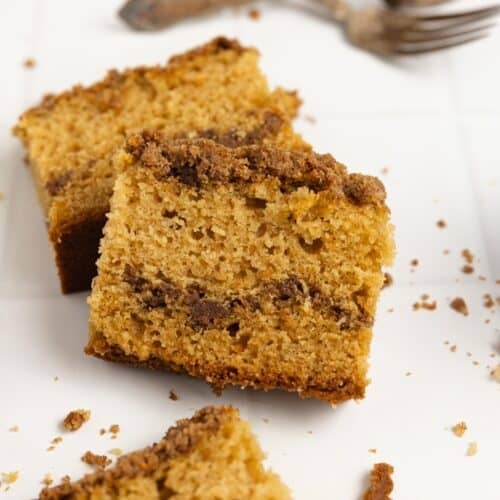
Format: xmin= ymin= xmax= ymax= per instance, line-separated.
xmin=40 ymin=406 xmax=289 ymax=500
xmin=14 ymin=37 xmax=306 ymax=293
xmin=87 ymin=133 xmax=394 ymax=404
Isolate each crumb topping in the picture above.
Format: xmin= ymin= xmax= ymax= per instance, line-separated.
xmin=81 ymin=451 xmax=111 ymax=470
xmin=450 ymin=297 xmax=468 ymax=316
xmin=63 ymin=409 xmax=91 ymax=431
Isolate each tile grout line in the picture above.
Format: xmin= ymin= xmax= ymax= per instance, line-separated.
xmin=443 ymin=50 xmax=495 ymax=280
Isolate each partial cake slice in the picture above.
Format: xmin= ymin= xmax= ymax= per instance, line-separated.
xmin=87 ymin=132 xmax=394 ymax=404
xmin=14 ymin=37 xmax=306 ymax=293
xmin=40 ymin=406 xmax=289 ymax=500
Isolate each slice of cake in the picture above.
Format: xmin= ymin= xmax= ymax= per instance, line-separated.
xmin=87 ymin=133 xmax=394 ymax=404
xmin=13 ymin=37 xmax=306 ymax=293
xmin=40 ymin=406 xmax=289 ymax=499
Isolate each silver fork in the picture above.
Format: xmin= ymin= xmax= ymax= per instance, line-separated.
xmin=319 ymin=0 xmax=500 ymax=54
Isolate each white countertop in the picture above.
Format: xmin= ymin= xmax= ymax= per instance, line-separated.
xmin=0 ymin=1 xmax=499 ymax=498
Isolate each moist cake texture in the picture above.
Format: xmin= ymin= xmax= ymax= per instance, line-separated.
xmin=87 ymin=133 xmax=394 ymax=404
xmin=13 ymin=37 xmax=305 ymax=293
xmin=40 ymin=406 xmax=289 ymax=500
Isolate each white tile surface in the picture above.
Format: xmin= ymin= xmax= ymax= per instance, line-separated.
xmin=0 ymin=1 xmax=499 ymax=499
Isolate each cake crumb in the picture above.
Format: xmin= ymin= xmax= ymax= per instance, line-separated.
xmin=109 ymin=448 xmax=122 ymax=456
xmin=437 ymin=219 xmax=446 ymax=228
xmin=9 ymin=425 xmax=19 ymax=432
xmin=405 ymin=371 xmax=412 ymax=376
xmin=450 ymin=345 xmax=457 ymax=353
xmin=450 ymin=297 xmax=468 ymax=316
xmin=410 ymin=259 xmax=419 ymax=267
xmin=368 ymin=448 xmax=377 ymax=454
xmin=466 ymin=352 xmax=472 ymax=357
xmin=262 ymin=418 xmax=269 ymax=424
xmin=451 ymin=422 xmax=467 ymax=437
xmin=81 ymin=451 xmax=111 ymax=470
xmin=304 ymin=114 xmax=316 ymax=124
xmin=387 ymin=308 xmax=394 ymax=313
xmin=99 ymin=428 xmax=106 ymax=436
xmin=444 ymin=340 xmax=450 ymax=345
xmin=41 ymin=473 xmax=53 ymax=486
xmin=466 ymin=441 xmax=478 ymax=456
xmin=382 ymin=272 xmax=393 ymax=289
xmin=363 ymin=463 xmax=394 ymax=500
xmin=169 ymin=389 xmax=179 ymax=401
xmin=2 ymin=471 xmax=19 ymax=485
xmin=496 ymin=279 xmax=500 ymax=284
xmin=473 ymin=360 xmax=480 ymax=366
xmin=485 ymin=319 xmax=490 ymax=324
xmin=52 ymin=436 xmax=63 ymax=445
xmin=462 ymin=249 xmax=474 ymax=264
xmin=483 ymin=294 xmax=494 ymax=308
xmin=492 ymin=364 xmax=500 ymax=382
xmin=478 ymin=275 xmax=486 ymax=281
xmin=381 ymin=167 xmax=389 ymax=175
xmin=0 ymin=192 xmax=5 ymax=201
xmin=63 ymin=409 xmax=91 ymax=431
xmin=443 ymin=249 xmax=450 ymax=255
xmin=53 ymin=376 xmax=59 ymax=382
xmin=413 ymin=297 xmax=436 ymax=311
xmin=47 ymin=446 xmax=55 ymax=452
xmin=23 ymin=57 xmax=36 ymax=69
xmin=248 ymin=8 xmax=260 ymax=20
xmin=462 ymin=265 xmax=474 ymax=274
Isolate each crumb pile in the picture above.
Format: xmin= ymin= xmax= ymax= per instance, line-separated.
xmin=86 ymin=134 xmax=394 ymax=404
xmin=40 ymin=406 xmax=289 ymax=500
xmin=14 ymin=37 xmax=306 ymax=293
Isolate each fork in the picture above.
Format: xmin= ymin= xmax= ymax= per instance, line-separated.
xmin=120 ymin=0 xmax=500 ymax=55
xmin=319 ymin=0 xmax=500 ymax=54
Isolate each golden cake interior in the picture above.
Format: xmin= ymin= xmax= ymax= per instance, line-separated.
xmin=40 ymin=406 xmax=289 ymax=500
xmin=87 ymin=135 xmax=394 ymax=404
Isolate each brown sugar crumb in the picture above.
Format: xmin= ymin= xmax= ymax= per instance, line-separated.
xmin=9 ymin=425 xmax=19 ymax=432
xmin=109 ymin=448 xmax=122 ymax=457
xmin=483 ymin=294 xmax=494 ymax=308
xmin=248 ymin=8 xmax=261 ymax=20
xmin=41 ymin=473 xmax=53 ymax=486
xmin=368 ymin=448 xmax=377 ymax=454
xmin=169 ymin=389 xmax=179 ymax=401
xmin=462 ymin=249 xmax=474 ymax=264
xmin=81 ymin=451 xmax=111 ymax=470
xmin=467 ymin=441 xmax=478 ymax=456
xmin=451 ymin=422 xmax=467 ymax=437
xmin=2 ymin=471 xmax=19 ymax=485
xmin=450 ymin=297 xmax=468 ymax=316
xmin=63 ymin=409 xmax=91 ymax=431
xmin=363 ymin=463 xmax=394 ymax=500
xmin=23 ymin=57 xmax=36 ymax=69
xmin=450 ymin=345 xmax=457 ymax=353
xmin=492 ymin=364 xmax=500 ymax=382
xmin=437 ymin=219 xmax=446 ymax=228
xmin=410 ymin=258 xmax=419 ymax=267
xmin=382 ymin=272 xmax=393 ymax=289
xmin=462 ymin=265 xmax=474 ymax=274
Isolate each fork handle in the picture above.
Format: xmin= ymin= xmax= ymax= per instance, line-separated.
xmin=119 ymin=0 xmax=252 ymax=31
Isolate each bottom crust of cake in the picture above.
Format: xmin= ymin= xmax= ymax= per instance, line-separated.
xmin=50 ymin=213 xmax=106 ymax=294
xmin=85 ymin=339 xmax=365 ymax=405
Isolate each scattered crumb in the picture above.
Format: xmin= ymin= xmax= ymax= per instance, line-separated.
xmin=81 ymin=451 xmax=111 ymax=470
xmin=381 ymin=167 xmax=389 ymax=175
xmin=485 ymin=319 xmax=490 ymax=324
xmin=169 ymin=389 xmax=179 ymax=401
xmin=386 ymin=308 xmax=394 ymax=313
xmin=450 ymin=345 xmax=457 ymax=353
xmin=466 ymin=352 xmax=472 ymax=357
xmin=489 ymin=353 xmax=496 ymax=358
xmin=413 ymin=297 xmax=437 ymax=311
xmin=41 ymin=473 xmax=53 ymax=486
xmin=9 ymin=426 xmax=19 ymax=432
xmin=405 ymin=371 xmax=412 ymax=376
xmin=444 ymin=340 xmax=450 ymax=345
xmin=382 ymin=272 xmax=393 ymax=289
xmin=450 ymin=297 xmax=468 ymax=316
xmin=436 ymin=219 xmax=446 ymax=228
xmin=496 ymin=279 xmax=500 ymax=284
xmin=363 ymin=463 xmax=394 ymax=500
xmin=466 ymin=441 xmax=478 ymax=456
xmin=307 ymin=430 xmax=313 ymax=435
xmin=410 ymin=259 xmax=419 ymax=267
xmin=478 ymin=275 xmax=486 ymax=281
xmin=497 ymin=297 xmax=500 ymax=306
xmin=63 ymin=409 xmax=91 ymax=431
xmin=443 ymin=249 xmax=450 ymax=255
xmin=2 ymin=472 xmax=19 ymax=485
xmin=109 ymin=424 xmax=120 ymax=434
xmin=52 ymin=436 xmax=63 ymax=445
xmin=53 ymin=376 xmax=59 ymax=382
xmin=473 ymin=360 xmax=480 ymax=366
xmin=492 ymin=364 xmax=500 ymax=382
xmin=23 ymin=57 xmax=36 ymax=69
xmin=0 ymin=192 xmax=4 ymax=201
xmin=248 ymin=7 xmax=260 ymax=20
xmin=462 ymin=265 xmax=474 ymax=274
xmin=99 ymin=428 xmax=106 ymax=436
xmin=368 ymin=448 xmax=377 ymax=454
xmin=483 ymin=294 xmax=494 ymax=308
xmin=47 ymin=446 xmax=55 ymax=452
xmin=304 ymin=114 xmax=316 ymax=124
xmin=462 ymin=249 xmax=474 ymax=264
xmin=451 ymin=422 xmax=467 ymax=437
xmin=421 ymin=293 xmax=429 ymax=300
xmin=262 ymin=418 xmax=269 ymax=424
xmin=109 ymin=448 xmax=122 ymax=457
